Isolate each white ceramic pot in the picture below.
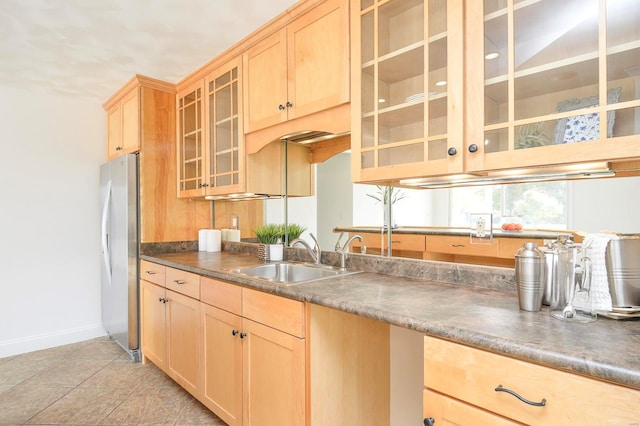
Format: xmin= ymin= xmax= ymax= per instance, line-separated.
xmin=269 ymin=243 xmax=284 ymax=261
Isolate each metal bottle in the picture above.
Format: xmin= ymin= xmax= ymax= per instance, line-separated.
xmin=515 ymin=242 xmax=546 ymax=311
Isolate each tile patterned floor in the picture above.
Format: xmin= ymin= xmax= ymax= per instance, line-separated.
xmin=0 ymin=337 xmax=227 ymax=425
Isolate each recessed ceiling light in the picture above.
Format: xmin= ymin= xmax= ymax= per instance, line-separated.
xmin=435 ymin=80 xmax=447 ymax=87
xmin=378 ymin=98 xmax=386 ymax=103
xmin=485 ymin=52 xmax=500 ymax=60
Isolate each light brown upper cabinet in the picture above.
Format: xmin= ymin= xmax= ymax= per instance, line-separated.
xmin=106 ymin=88 xmax=139 ymax=159
xmin=176 ymin=57 xmax=313 ymax=199
xmin=243 ymin=0 xmax=350 ymax=137
xmin=351 ymin=0 xmax=640 ymax=185
xmin=350 ymin=0 xmax=465 ymax=184
xmin=104 ymin=77 xmax=167 ymax=160
xmin=465 ymin=0 xmax=640 ymax=174
xmin=105 ymin=75 xmax=210 ymax=242
xmin=176 ymin=58 xmax=245 ymax=198
xmin=176 ymin=79 xmax=205 ymax=198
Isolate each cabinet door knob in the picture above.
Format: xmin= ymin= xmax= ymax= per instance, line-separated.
xmin=232 ymin=330 xmax=239 ymax=336
xmin=240 ymin=332 xmax=247 ymax=339
xmin=468 ymin=143 xmax=478 ymax=153
xmin=447 ymin=147 xmax=457 ymax=156
xmin=495 ymin=385 xmax=546 ymax=407
xmin=278 ymin=104 xmax=286 ymax=110
xmin=424 ymin=418 xmax=435 ymax=426
xmin=286 ymin=101 xmax=293 ymax=108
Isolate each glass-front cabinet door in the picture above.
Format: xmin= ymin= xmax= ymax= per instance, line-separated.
xmin=351 ymin=0 xmax=464 ymax=184
xmin=177 ymin=81 xmax=205 ymax=198
xmin=466 ymin=0 xmax=640 ymax=173
xmin=204 ymin=58 xmax=244 ymax=196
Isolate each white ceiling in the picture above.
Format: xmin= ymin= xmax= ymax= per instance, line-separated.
xmin=0 ymin=0 xmax=299 ymax=102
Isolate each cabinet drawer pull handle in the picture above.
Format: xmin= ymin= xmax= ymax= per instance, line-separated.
xmin=452 ymin=244 xmax=465 ymax=247
xmin=145 ymin=271 xmax=156 ymax=275
xmin=240 ymin=332 xmax=247 ymax=339
xmin=173 ymin=280 xmax=186 ymax=285
xmin=232 ymin=330 xmax=239 ymax=336
xmin=495 ymin=385 xmax=546 ymax=407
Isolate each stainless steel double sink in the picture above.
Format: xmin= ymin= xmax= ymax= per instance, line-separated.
xmin=232 ymin=262 xmax=361 ymax=285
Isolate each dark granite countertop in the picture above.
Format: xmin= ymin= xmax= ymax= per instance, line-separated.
xmin=141 ymin=250 xmax=640 ymax=391
xmin=334 ymin=225 xmax=575 ymax=240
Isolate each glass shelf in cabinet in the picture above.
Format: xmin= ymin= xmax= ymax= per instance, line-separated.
xmin=514 ymin=0 xmax=598 ymax=72
xmin=378 ymin=0 xmax=424 ymax=57
xmin=214 ymin=147 xmax=238 ymax=156
xmin=376 ymin=41 xmax=425 ymax=84
xmin=214 ymin=114 xmax=237 ymax=127
xmin=378 ymin=102 xmax=424 ymax=128
xmin=514 ymin=60 xmax=599 ymax=120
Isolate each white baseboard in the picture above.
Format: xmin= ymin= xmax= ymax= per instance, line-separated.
xmin=0 ymin=324 xmax=107 ymax=358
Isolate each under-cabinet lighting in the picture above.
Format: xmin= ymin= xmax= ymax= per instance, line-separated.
xmin=204 ymin=193 xmax=280 ymax=201
xmin=485 ymin=52 xmax=500 ymax=60
xmin=399 ymin=162 xmax=615 ymax=189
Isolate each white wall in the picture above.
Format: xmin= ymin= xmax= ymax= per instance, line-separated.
xmin=568 ymin=176 xmax=640 ymax=233
xmin=317 ymin=154 xmax=351 ymax=249
xmin=0 ymin=86 xmax=106 ymax=357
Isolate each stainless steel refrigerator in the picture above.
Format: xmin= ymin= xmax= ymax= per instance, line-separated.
xmin=100 ymin=153 xmax=141 ymax=361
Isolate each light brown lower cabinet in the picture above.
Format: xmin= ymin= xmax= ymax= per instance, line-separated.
xmin=140 ymin=263 xmax=201 ymax=397
xmin=199 ymin=277 xmax=306 ymax=426
xmin=423 ymin=335 xmax=640 ymax=424
xmin=350 ymin=233 xmax=546 ymax=267
xmin=201 ymin=303 xmax=243 ymax=425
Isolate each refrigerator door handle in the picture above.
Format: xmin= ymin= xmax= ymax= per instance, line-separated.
xmin=101 ymin=179 xmax=112 ymax=285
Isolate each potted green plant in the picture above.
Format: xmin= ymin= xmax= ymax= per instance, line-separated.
xmin=253 ymin=224 xmax=284 ymax=261
xmin=284 ymin=223 xmax=307 ymax=242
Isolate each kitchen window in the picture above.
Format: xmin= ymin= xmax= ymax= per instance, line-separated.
xmin=449 ymin=182 xmax=568 ymax=230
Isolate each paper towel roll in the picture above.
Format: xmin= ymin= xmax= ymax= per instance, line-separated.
xmin=227 ymin=229 xmax=241 ymax=242
xmin=206 ymin=229 xmax=222 ymax=252
xmin=198 ymin=229 xmax=208 ymax=251
xmin=221 ymin=229 xmax=229 ymax=241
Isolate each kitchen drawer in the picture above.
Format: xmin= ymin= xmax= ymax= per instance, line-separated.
xmin=425 ymin=235 xmax=498 ymax=257
xmin=200 ymin=276 xmax=242 ymax=315
xmin=140 ymin=260 xmax=166 ymax=286
xmin=166 ymin=266 xmax=200 ymax=299
xmin=424 ymin=335 xmax=640 ymax=424
xmin=424 ymin=389 xmax=520 ymax=425
xmin=498 ymin=238 xmax=544 ymax=259
xmin=356 ymin=233 xmax=425 ymax=251
xmin=242 ymin=288 xmax=305 ymax=338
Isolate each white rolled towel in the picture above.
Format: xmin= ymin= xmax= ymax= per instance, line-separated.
xmin=206 ymin=229 xmax=222 ymax=252
xmin=198 ymin=229 xmax=208 ymax=251
xmin=227 ymin=229 xmax=241 ymax=242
